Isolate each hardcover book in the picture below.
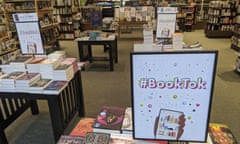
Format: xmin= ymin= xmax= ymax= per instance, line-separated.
xmin=93 ymin=106 xmax=126 ymax=134
xmin=43 ymin=80 xmax=68 ymax=94
xmin=83 ymin=132 xmax=110 ymax=144
xmin=208 ymin=123 xmax=238 ymax=144
xmin=70 ymin=117 xmax=95 ymax=137
xmin=57 ymin=135 xmax=84 ymax=144
xmin=121 ymin=107 xmax=133 ymax=134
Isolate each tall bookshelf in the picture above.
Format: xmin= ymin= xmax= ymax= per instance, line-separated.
xmin=3 ymin=0 xmax=60 ymax=54
xmin=231 ymin=1 xmax=240 ymax=51
xmin=205 ymin=0 xmax=237 ymax=38
xmin=0 ymin=1 xmax=18 ymax=64
xmin=53 ymin=0 xmax=81 ymax=40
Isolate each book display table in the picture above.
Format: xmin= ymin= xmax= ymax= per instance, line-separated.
xmin=75 ymin=34 xmax=118 ymax=71
xmin=0 ymin=70 xmax=84 ymax=144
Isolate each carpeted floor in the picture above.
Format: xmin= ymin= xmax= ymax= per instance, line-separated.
xmin=5 ymin=29 xmax=240 ymax=144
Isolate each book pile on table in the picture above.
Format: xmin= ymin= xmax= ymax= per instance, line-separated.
xmin=15 ymin=72 xmax=41 ymax=92
xmin=43 ymin=80 xmax=68 ymax=94
xmin=172 ymin=33 xmax=183 ymax=49
xmin=0 ymin=71 xmax=26 ymax=91
xmin=29 ymin=78 xmax=52 ymax=94
xmin=39 ymin=58 xmax=61 ymax=79
xmin=26 ymin=57 xmax=46 ymax=73
xmin=63 ymin=105 xmax=168 ymax=144
xmin=53 ymin=64 xmax=74 ymax=81
xmin=9 ymin=55 xmax=33 ymax=71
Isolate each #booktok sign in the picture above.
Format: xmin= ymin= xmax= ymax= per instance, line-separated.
xmin=13 ymin=13 xmax=44 ymax=54
xmin=130 ymin=51 xmax=218 ymax=142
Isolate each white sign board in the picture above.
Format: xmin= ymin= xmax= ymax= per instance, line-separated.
xmin=156 ymin=7 xmax=177 ymax=38
xmin=131 ymin=51 xmax=218 ymax=142
xmin=14 ymin=13 xmax=44 ymax=54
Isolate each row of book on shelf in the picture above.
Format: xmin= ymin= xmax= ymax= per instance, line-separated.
xmin=0 ymin=50 xmax=84 ymax=94
xmin=57 ymin=105 xmax=238 ymax=144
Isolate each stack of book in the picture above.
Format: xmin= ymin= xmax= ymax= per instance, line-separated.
xmin=172 ymin=33 xmax=183 ymax=49
xmin=15 ymin=73 xmax=41 ymax=92
xmin=26 ymin=57 xmax=46 ymax=73
xmin=61 ymin=58 xmax=78 ymax=73
xmin=0 ymin=71 xmax=26 ymax=91
xmin=29 ymin=78 xmax=53 ymax=94
xmin=9 ymin=55 xmax=33 ymax=71
xmin=39 ymin=58 xmax=61 ymax=79
xmin=53 ymin=64 xmax=74 ymax=81
xmin=43 ymin=80 xmax=68 ymax=94
xmin=48 ymin=50 xmax=66 ymax=60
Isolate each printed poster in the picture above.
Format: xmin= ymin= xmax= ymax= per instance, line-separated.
xmin=131 ymin=51 xmax=218 ymax=142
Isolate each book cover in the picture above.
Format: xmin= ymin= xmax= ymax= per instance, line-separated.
xmin=208 ymin=123 xmax=238 ymax=144
xmin=121 ymin=107 xmax=133 ymax=134
xmin=43 ymin=80 xmax=68 ymax=94
xmin=93 ymin=106 xmax=126 ymax=134
xmin=16 ymin=73 xmax=40 ymax=83
xmin=1 ymin=71 xmax=26 ymax=84
xmin=9 ymin=55 xmax=33 ymax=64
xmin=70 ymin=117 xmax=95 ymax=137
xmin=29 ymin=79 xmax=52 ymax=90
xmin=57 ymin=135 xmax=84 ymax=144
xmin=83 ymin=132 xmax=110 ymax=144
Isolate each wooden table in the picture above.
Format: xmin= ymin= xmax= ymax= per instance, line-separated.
xmin=75 ymin=35 xmax=118 ymax=71
xmin=0 ymin=71 xmax=84 ymax=144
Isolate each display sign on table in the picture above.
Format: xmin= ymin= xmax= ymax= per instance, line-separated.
xmin=13 ymin=13 xmax=44 ymax=54
xmin=156 ymin=7 xmax=177 ymax=38
xmin=130 ymin=51 xmax=218 ymax=142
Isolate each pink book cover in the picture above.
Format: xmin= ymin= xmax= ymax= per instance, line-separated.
xmin=61 ymin=58 xmax=78 ymax=72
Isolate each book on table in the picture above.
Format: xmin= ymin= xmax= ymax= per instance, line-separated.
xmin=0 ymin=71 xmax=26 ymax=89
xmin=15 ymin=73 xmax=41 ymax=85
xmin=208 ymin=123 xmax=237 ymax=144
xmin=70 ymin=117 xmax=95 ymax=137
xmin=83 ymin=132 xmax=111 ymax=144
xmin=121 ymin=107 xmax=133 ymax=134
xmin=29 ymin=79 xmax=53 ymax=93
xmin=26 ymin=57 xmax=46 ymax=73
xmin=43 ymin=80 xmax=68 ymax=94
xmin=57 ymin=135 xmax=84 ymax=144
xmin=93 ymin=106 xmax=126 ymax=134
xmin=53 ymin=64 xmax=74 ymax=81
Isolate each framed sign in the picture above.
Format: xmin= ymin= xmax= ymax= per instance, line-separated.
xmin=130 ymin=51 xmax=218 ymax=142
xmin=156 ymin=7 xmax=177 ymax=38
xmin=13 ymin=13 xmax=44 ymax=54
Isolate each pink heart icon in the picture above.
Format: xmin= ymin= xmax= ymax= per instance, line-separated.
xmin=196 ymin=103 xmax=200 ymax=107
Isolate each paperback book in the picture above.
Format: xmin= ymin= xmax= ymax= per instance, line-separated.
xmin=70 ymin=117 xmax=95 ymax=137
xmin=29 ymin=79 xmax=52 ymax=93
xmin=93 ymin=106 xmax=126 ymax=134
xmin=121 ymin=107 xmax=133 ymax=134
xmin=83 ymin=132 xmax=110 ymax=144
xmin=57 ymin=135 xmax=84 ymax=144
xmin=208 ymin=123 xmax=237 ymax=144
xmin=53 ymin=64 xmax=74 ymax=81
xmin=43 ymin=80 xmax=68 ymax=94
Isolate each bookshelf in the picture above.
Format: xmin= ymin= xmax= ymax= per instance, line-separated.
xmin=2 ymin=0 xmax=60 ymax=54
xmin=205 ymin=0 xmax=237 ymax=38
xmin=0 ymin=2 xmax=18 ymax=64
xmin=231 ymin=2 xmax=240 ymax=51
xmin=53 ymin=0 xmax=81 ymax=40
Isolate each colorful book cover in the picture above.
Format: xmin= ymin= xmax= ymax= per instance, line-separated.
xmin=16 ymin=73 xmax=40 ymax=81
xmin=57 ymin=135 xmax=84 ymax=144
xmin=55 ymin=64 xmax=71 ymax=70
xmin=70 ymin=117 xmax=95 ymax=137
xmin=43 ymin=80 xmax=68 ymax=94
xmin=2 ymin=71 xmax=26 ymax=80
xmin=83 ymin=132 xmax=110 ymax=144
xmin=208 ymin=123 xmax=238 ymax=144
xmin=10 ymin=55 xmax=33 ymax=64
xmin=30 ymin=79 xmax=52 ymax=89
xmin=93 ymin=106 xmax=126 ymax=134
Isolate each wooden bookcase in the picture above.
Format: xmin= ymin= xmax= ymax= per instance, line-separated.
xmin=205 ymin=0 xmax=237 ymax=38
xmin=53 ymin=0 xmax=81 ymax=40
xmin=0 ymin=2 xmax=18 ymax=64
xmin=2 ymin=0 xmax=59 ymax=54
xmin=231 ymin=1 xmax=240 ymax=51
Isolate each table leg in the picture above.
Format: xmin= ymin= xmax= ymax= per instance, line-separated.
xmin=30 ymin=100 xmax=39 ymax=115
xmin=88 ymin=45 xmax=93 ymax=63
xmin=0 ymin=131 xmax=8 ymax=144
xmin=109 ymin=43 xmax=114 ymax=71
xmin=76 ymin=71 xmax=85 ymax=117
xmin=114 ymin=38 xmax=118 ymax=63
xmin=47 ymin=96 xmax=64 ymax=142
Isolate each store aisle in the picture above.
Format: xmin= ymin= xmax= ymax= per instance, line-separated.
xmin=5 ymin=30 xmax=240 ymax=143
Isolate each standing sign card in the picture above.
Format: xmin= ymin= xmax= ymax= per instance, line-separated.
xmin=13 ymin=13 xmax=44 ymax=54
xmin=130 ymin=51 xmax=218 ymax=142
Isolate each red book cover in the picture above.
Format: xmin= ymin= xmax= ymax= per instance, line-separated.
xmin=70 ymin=117 xmax=95 ymax=137
xmin=93 ymin=106 xmax=126 ymax=134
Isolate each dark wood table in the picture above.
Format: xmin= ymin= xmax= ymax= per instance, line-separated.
xmin=75 ymin=35 xmax=118 ymax=71
xmin=0 ymin=71 xmax=84 ymax=144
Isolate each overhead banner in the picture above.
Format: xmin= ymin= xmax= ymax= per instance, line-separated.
xmin=131 ymin=51 xmax=218 ymax=142
xmin=156 ymin=7 xmax=177 ymax=38
xmin=14 ymin=13 xmax=44 ymax=54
